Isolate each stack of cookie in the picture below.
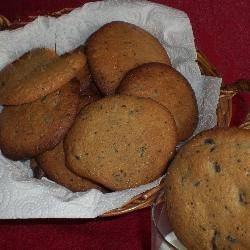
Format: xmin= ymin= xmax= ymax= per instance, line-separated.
xmin=0 ymin=21 xmax=198 ymax=192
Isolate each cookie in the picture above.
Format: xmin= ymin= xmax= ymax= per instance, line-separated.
xmin=118 ymin=62 xmax=198 ymax=141
xmin=85 ymin=21 xmax=171 ymax=95
xmin=0 ymin=81 xmax=79 ymax=160
xmin=165 ymin=128 xmax=250 ymax=250
xmin=36 ymin=142 xmax=102 ymax=192
xmin=0 ymin=49 xmax=86 ymax=105
xmin=64 ymin=95 xmax=177 ymax=190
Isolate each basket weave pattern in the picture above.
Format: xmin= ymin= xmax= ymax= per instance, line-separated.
xmin=0 ymin=13 xmax=249 ymax=217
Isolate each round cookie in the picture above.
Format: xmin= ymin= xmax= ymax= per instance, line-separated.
xmin=0 ymin=81 xmax=80 ymax=160
xmin=118 ymin=62 xmax=198 ymax=141
xmin=64 ymin=95 xmax=177 ymax=190
xmin=36 ymin=142 xmax=102 ymax=192
xmin=165 ymin=128 xmax=250 ymax=250
xmin=0 ymin=49 xmax=86 ymax=105
xmin=85 ymin=21 xmax=171 ymax=95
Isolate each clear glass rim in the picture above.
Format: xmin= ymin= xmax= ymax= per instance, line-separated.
xmin=151 ymin=190 xmax=178 ymax=250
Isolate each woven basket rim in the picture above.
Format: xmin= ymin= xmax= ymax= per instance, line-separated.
xmin=0 ymin=11 xmax=249 ymax=218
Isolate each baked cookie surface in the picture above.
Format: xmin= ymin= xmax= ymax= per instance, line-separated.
xmin=85 ymin=21 xmax=171 ymax=95
xmin=64 ymin=95 xmax=177 ymax=190
xmin=118 ymin=62 xmax=198 ymax=141
xmin=36 ymin=142 xmax=101 ymax=192
xmin=0 ymin=49 xmax=85 ymax=105
xmin=165 ymin=128 xmax=250 ymax=250
xmin=0 ymin=82 xmax=79 ymax=160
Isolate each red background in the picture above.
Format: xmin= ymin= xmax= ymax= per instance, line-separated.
xmin=0 ymin=1 xmax=249 ymax=249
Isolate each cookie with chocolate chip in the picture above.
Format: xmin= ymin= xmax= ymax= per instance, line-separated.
xmin=64 ymin=95 xmax=177 ymax=190
xmin=0 ymin=81 xmax=79 ymax=160
xmin=85 ymin=21 xmax=171 ymax=95
xmin=0 ymin=49 xmax=85 ymax=105
xmin=165 ymin=128 xmax=250 ymax=249
xmin=118 ymin=62 xmax=198 ymax=141
xmin=36 ymin=142 xmax=102 ymax=192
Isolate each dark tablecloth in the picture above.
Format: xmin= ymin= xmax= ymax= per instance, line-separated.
xmin=0 ymin=1 xmax=249 ymax=249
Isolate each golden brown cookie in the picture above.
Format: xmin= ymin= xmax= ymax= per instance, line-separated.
xmin=36 ymin=142 xmax=102 ymax=192
xmin=0 ymin=81 xmax=80 ymax=160
xmin=118 ymin=62 xmax=198 ymax=141
xmin=0 ymin=49 xmax=86 ymax=105
xmin=85 ymin=21 xmax=171 ymax=95
xmin=64 ymin=95 xmax=177 ymax=190
xmin=165 ymin=128 xmax=250 ymax=250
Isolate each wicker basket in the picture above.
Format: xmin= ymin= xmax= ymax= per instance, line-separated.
xmin=0 ymin=13 xmax=249 ymax=217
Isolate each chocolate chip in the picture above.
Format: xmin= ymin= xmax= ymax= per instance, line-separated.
xmin=121 ymin=104 xmax=127 ymax=108
xmin=113 ymin=147 xmax=118 ymax=153
xmin=196 ymin=149 xmax=200 ymax=153
xmin=112 ymin=169 xmax=127 ymax=182
xmin=200 ymin=226 xmax=206 ymax=231
xmin=181 ymin=176 xmax=186 ymax=185
xmin=226 ymin=235 xmax=237 ymax=243
xmin=74 ymin=155 xmax=80 ymax=160
xmin=239 ymin=191 xmax=248 ymax=205
xmin=210 ymin=146 xmax=216 ymax=152
xmin=194 ymin=180 xmax=201 ymax=187
xmin=138 ymin=146 xmax=146 ymax=157
xmin=212 ymin=230 xmax=220 ymax=250
xmin=41 ymin=96 xmax=47 ymax=103
xmin=213 ymin=162 xmax=221 ymax=173
xmin=204 ymin=138 xmax=215 ymax=145
xmin=0 ymin=81 xmax=5 ymax=87
xmin=237 ymin=159 xmax=241 ymax=163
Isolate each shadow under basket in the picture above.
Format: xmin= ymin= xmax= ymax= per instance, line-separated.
xmin=1 ymin=14 xmax=250 ymax=217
